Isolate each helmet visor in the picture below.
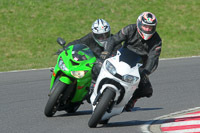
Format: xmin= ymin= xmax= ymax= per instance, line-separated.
xmin=138 ymin=22 xmax=156 ymax=34
xmin=93 ymin=31 xmax=110 ymax=41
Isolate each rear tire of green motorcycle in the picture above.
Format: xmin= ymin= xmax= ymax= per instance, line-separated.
xmin=88 ymin=88 xmax=115 ymax=128
xmin=44 ymin=81 xmax=66 ymax=117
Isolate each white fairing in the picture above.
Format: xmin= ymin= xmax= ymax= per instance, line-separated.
xmin=90 ymin=49 xmax=142 ymax=121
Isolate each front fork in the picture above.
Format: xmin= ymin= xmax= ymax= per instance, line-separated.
xmin=60 ymin=80 xmax=77 ymax=104
xmin=50 ymin=68 xmax=90 ymax=102
xmin=49 ymin=68 xmax=73 ymax=96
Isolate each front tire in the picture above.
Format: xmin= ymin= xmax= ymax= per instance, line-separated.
xmin=88 ymin=88 xmax=115 ymax=128
xmin=44 ymin=81 xmax=66 ymax=117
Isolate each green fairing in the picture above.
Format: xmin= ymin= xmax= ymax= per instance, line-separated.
xmin=50 ymin=44 xmax=96 ymax=102
xmin=71 ymin=71 xmax=92 ymax=102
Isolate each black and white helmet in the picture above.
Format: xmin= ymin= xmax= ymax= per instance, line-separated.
xmin=137 ymin=12 xmax=157 ymax=40
xmin=91 ymin=19 xmax=111 ymax=47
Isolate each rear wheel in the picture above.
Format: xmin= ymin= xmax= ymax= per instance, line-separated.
xmin=88 ymin=88 xmax=115 ymax=128
xmin=44 ymin=81 xmax=66 ymax=117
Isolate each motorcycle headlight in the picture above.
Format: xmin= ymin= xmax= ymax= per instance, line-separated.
xmin=122 ymin=75 xmax=139 ymax=83
xmin=71 ymin=71 xmax=86 ymax=78
xmin=59 ymin=58 xmax=68 ymax=71
xmin=105 ymin=60 xmax=117 ymax=75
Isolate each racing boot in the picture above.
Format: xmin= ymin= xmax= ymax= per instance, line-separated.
xmin=124 ymin=98 xmax=138 ymax=112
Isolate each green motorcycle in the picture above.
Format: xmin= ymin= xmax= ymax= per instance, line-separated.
xmin=44 ymin=38 xmax=96 ymax=117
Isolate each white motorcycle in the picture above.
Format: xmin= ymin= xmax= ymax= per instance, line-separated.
xmin=88 ymin=47 xmax=143 ymax=128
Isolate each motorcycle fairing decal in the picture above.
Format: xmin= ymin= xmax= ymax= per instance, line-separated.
xmin=77 ymin=86 xmax=84 ymax=89
xmin=74 ymin=57 xmax=79 ymax=61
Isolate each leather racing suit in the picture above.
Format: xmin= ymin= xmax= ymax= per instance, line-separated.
xmin=106 ymin=24 xmax=162 ymax=99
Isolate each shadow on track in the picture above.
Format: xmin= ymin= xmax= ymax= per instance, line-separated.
xmin=132 ymin=107 xmax=163 ymax=112
xmin=54 ymin=110 xmax=92 ymax=117
xmin=52 ymin=107 xmax=164 ymax=128
xmin=54 ymin=107 xmax=162 ymax=118
xmin=101 ymin=116 xmax=186 ymax=128
xmin=92 ymin=107 xmax=163 ymax=128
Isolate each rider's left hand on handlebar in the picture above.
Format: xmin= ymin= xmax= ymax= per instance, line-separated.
xmin=55 ymin=48 xmax=64 ymax=55
xmin=100 ymin=51 xmax=109 ymax=60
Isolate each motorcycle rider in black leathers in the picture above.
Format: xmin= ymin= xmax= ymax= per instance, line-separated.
xmin=66 ymin=19 xmax=121 ymax=91
xmin=105 ymin=12 xmax=162 ymax=111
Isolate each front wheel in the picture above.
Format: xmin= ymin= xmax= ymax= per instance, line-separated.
xmin=88 ymin=88 xmax=116 ymax=128
xmin=44 ymin=81 xmax=66 ymax=117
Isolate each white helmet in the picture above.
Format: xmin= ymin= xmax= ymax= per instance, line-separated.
xmin=91 ymin=19 xmax=111 ymax=47
xmin=137 ymin=12 xmax=157 ymax=40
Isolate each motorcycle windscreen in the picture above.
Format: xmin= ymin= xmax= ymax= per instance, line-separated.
xmin=72 ymin=44 xmax=95 ymax=61
xmin=118 ymin=48 xmax=142 ymax=68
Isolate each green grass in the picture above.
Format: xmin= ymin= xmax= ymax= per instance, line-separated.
xmin=0 ymin=0 xmax=199 ymax=71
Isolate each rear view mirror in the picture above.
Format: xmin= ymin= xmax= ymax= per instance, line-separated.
xmin=57 ymin=37 xmax=66 ymax=47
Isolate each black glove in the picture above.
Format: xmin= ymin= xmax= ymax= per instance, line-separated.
xmin=92 ymin=58 xmax=104 ymax=80
xmin=100 ymin=51 xmax=110 ymax=60
xmin=55 ymin=48 xmax=64 ymax=55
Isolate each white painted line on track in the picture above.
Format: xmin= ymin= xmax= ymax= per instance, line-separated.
xmin=173 ymin=113 xmax=200 ymax=119
xmin=160 ymin=111 xmax=200 ymax=133
xmin=160 ymin=56 xmax=200 ymax=61
xmin=1 ymin=56 xmax=200 ymax=74
xmin=0 ymin=68 xmax=52 ymax=74
xmin=161 ymin=121 xmax=200 ymax=127
xmin=162 ymin=128 xmax=200 ymax=133
xmin=141 ymin=107 xmax=200 ymax=133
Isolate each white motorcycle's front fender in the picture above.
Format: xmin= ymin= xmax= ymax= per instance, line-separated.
xmin=100 ymin=84 xmax=120 ymax=101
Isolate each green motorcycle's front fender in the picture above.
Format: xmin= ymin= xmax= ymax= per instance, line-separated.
xmin=59 ymin=76 xmax=72 ymax=84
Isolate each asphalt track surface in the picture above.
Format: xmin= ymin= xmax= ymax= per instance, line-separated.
xmin=0 ymin=57 xmax=200 ymax=133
